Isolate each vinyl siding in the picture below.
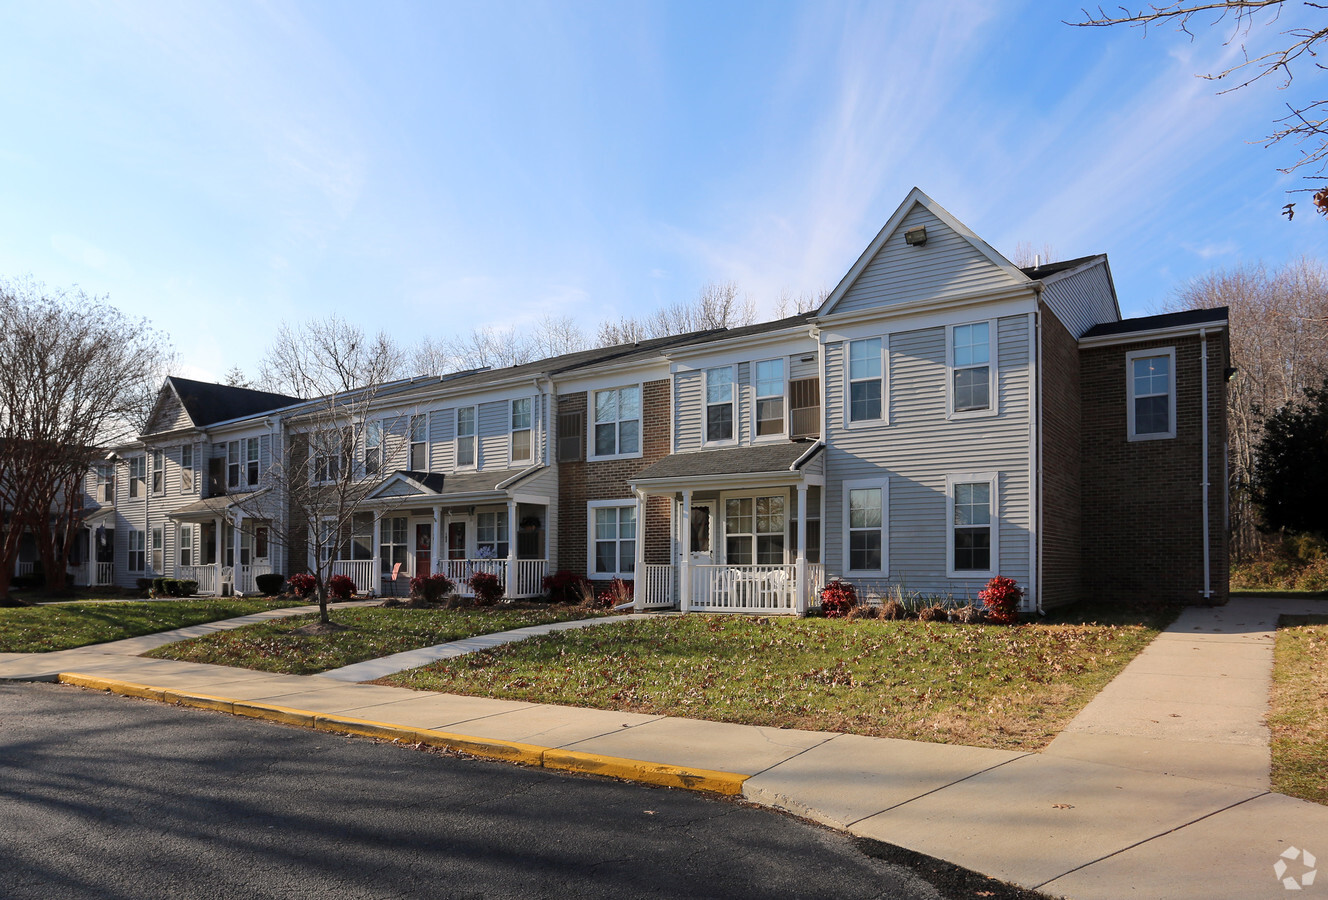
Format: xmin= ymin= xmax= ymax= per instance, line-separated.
xmin=674 ymin=371 xmax=703 ymax=452
xmin=1040 ymin=261 xmax=1118 ymax=339
xmin=430 ymin=407 xmax=455 ymax=471
xmin=478 ymin=400 xmax=506 ymax=469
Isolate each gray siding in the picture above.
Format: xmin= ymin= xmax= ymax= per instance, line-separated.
xmin=790 ymin=354 xmax=818 ymax=381
xmin=1040 ymin=261 xmax=1118 ymax=339
xmin=831 ymin=204 xmax=1023 ymax=315
xmin=478 ymin=400 xmax=506 ymax=469
xmin=674 ymin=372 xmax=703 ymax=452
xmin=429 ymin=407 xmax=455 ymax=471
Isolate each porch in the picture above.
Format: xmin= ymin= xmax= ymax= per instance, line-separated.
xmin=636 ymin=562 xmax=826 ymax=612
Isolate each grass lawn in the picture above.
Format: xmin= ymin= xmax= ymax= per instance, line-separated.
xmin=146 ymin=606 xmax=604 ymax=676
xmin=0 ymin=599 xmax=299 ymax=653
xmin=381 ymin=601 xmax=1179 ymax=751
xmin=1269 ymin=614 xmax=1328 ymax=805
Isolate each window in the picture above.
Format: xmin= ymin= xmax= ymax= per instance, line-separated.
xmin=180 ymin=444 xmax=194 ymax=492
xmin=724 ymin=496 xmax=785 ymax=565
xmin=592 ymin=386 xmax=640 ymax=457
xmin=344 ymin=513 xmax=373 ymax=560
xmin=410 ymin=414 xmax=428 ymax=470
xmin=476 ymin=511 xmax=509 ymax=559
xmin=1127 ymin=348 xmax=1176 ymax=440
xmin=848 ymin=338 xmax=884 ymax=423
xmin=843 ymin=479 xmax=887 ymax=572
xmin=558 ymin=410 xmax=584 ymax=462
xmin=754 ymin=359 xmax=785 ymax=437
xmin=705 ymin=367 xmax=734 ymax=442
xmin=510 ymin=399 xmax=532 ymax=464
xmin=590 ymin=502 xmax=636 ymax=577
xmin=151 ymin=449 xmax=164 ymax=494
xmin=456 ymin=407 xmax=476 ymax=468
xmin=128 ymin=456 xmax=145 ymax=498
xmin=245 ymin=437 xmax=259 ymax=486
xmin=179 ymin=525 xmax=193 ymax=567
xmin=313 ymin=430 xmax=345 ymax=483
xmin=380 ymin=516 xmax=408 ymax=575
xmin=151 ymin=526 xmax=163 ymax=573
xmin=255 ymin=526 xmax=269 ymax=560
xmin=318 ymin=518 xmax=337 ymax=566
xmin=948 ymin=474 xmax=997 ymax=577
xmin=128 ymin=530 xmax=145 ymax=572
xmin=364 ymin=420 xmax=382 ymax=476
xmin=227 ymin=441 xmax=241 ymax=488
xmin=96 ymin=464 xmax=114 ymax=503
xmin=950 ymin=322 xmax=993 ymax=414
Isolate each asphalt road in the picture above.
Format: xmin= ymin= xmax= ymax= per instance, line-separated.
xmin=0 ymin=683 xmax=1039 ymax=900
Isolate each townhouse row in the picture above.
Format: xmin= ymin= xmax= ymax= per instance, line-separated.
xmin=55 ymin=188 xmax=1230 ymax=612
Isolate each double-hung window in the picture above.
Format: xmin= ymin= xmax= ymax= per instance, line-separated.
xmin=510 ymin=399 xmax=532 ymax=464
xmin=843 ymin=479 xmax=887 ymax=573
xmin=724 ymin=496 xmax=785 ymax=565
xmin=364 ymin=420 xmax=382 ymax=476
xmin=948 ymin=474 xmax=997 ymax=577
xmin=590 ymin=502 xmax=636 ymax=578
xmin=848 ymin=339 xmax=884 ymax=423
xmin=128 ymin=530 xmax=145 ymax=572
xmin=344 ymin=513 xmax=373 ymax=561
xmin=410 ymin=414 xmax=428 ymax=470
xmin=128 ymin=456 xmax=145 ymax=498
xmin=754 ymin=359 xmax=785 ymax=437
xmin=950 ymin=322 xmax=993 ymax=414
xmin=96 ymin=464 xmax=114 ymax=503
xmin=313 ymin=430 xmax=343 ymax=483
xmin=227 ymin=441 xmax=241 ymax=488
xmin=592 ymin=386 xmax=640 ymax=458
xmin=151 ymin=449 xmax=164 ymax=494
xmin=705 ymin=367 xmax=734 ymax=442
xmin=179 ymin=524 xmax=193 ymax=567
xmin=245 ymin=438 xmax=259 ymax=486
xmin=456 ymin=407 xmax=477 ymax=468
xmin=380 ymin=516 xmax=408 ymax=575
xmin=1127 ymin=348 xmax=1176 ymax=440
xmin=151 ymin=526 xmax=163 ymax=573
xmin=180 ymin=445 xmax=194 ymax=492
xmin=476 ymin=511 xmax=509 ymax=559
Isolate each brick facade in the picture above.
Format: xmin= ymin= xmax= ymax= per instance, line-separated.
xmin=556 ymin=379 xmax=672 ymax=578
xmin=1080 ymin=332 xmax=1229 ymax=604
xmin=1039 ymin=306 xmax=1082 ymax=608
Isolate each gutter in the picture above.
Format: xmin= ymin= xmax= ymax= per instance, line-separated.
xmin=1200 ymin=328 xmax=1212 ymax=602
xmin=789 ymin=440 xmax=825 ymax=472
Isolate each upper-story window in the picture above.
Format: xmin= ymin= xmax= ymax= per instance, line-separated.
xmin=410 ymin=414 xmax=428 ymax=470
xmin=245 ymin=437 xmax=259 ymax=486
xmin=950 ymin=322 xmax=993 ymax=415
xmin=848 ymin=338 xmax=884 ymax=423
xmin=312 ymin=429 xmax=346 ymax=484
xmin=456 ymin=407 xmax=477 ymax=468
xmin=96 ymin=464 xmax=114 ymax=503
xmin=180 ymin=444 xmax=194 ymax=492
xmin=151 ymin=449 xmax=164 ymax=494
xmin=128 ymin=455 xmax=145 ymax=498
xmin=364 ymin=420 xmax=383 ymax=476
xmin=227 ymin=441 xmax=241 ymax=488
xmin=592 ymin=386 xmax=640 ymax=458
xmin=705 ymin=367 xmax=734 ymax=442
xmin=1127 ymin=348 xmax=1176 ymax=441
xmin=510 ymin=399 xmax=532 ymax=464
xmin=754 ymin=359 xmax=785 ymax=437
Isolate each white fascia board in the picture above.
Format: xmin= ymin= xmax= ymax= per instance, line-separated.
xmin=630 ymin=470 xmax=807 ymax=494
xmin=663 ymin=324 xmax=816 ymax=363
xmin=667 ymin=334 xmax=819 ymax=373
xmin=818 ymin=292 xmax=1037 ymax=344
xmin=1078 ymin=319 xmax=1228 ymax=349
xmin=553 ymin=362 xmax=673 ymax=395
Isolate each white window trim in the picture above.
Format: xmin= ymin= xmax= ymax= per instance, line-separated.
xmin=409 ymin=413 xmax=429 ymax=471
xmin=180 ymin=444 xmax=194 ymax=493
xmin=843 ymin=338 xmax=887 ymax=430
xmin=455 ymin=406 xmax=478 ymax=470
xmin=1126 ymin=347 xmax=1177 ymax=441
xmin=946 ymin=472 xmax=998 ymax=579
xmin=509 ymin=398 xmax=533 ymax=467
xmin=128 ymin=455 xmax=145 ymax=499
xmin=587 ymin=498 xmax=637 ymax=580
xmin=717 ymin=490 xmax=791 ymax=566
xmin=703 ymin=366 xmax=737 ymax=447
xmin=151 ymin=449 xmax=164 ymax=495
xmin=751 ymin=358 xmax=788 ymax=443
xmin=947 ymin=319 xmax=999 ymax=420
xmin=364 ymin=420 xmax=383 ymax=477
xmin=245 ymin=437 xmax=260 ymax=487
xmin=128 ymin=529 xmax=145 ymax=573
xmin=310 ymin=430 xmax=344 ymax=485
xmin=841 ymin=477 xmax=889 ymax=575
xmin=587 ymin=384 xmax=644 ymax=461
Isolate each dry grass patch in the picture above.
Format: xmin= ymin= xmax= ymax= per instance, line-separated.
xmin=382 ymin=602 xmax=1175 ymax=751
xmin=0 ymin=599 xmax=296 ymax=653
xmin=1269 ymin=614 xmax=1328 ymax=805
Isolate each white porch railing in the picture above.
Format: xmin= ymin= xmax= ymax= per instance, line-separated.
xmin=330 ymin=559 xmax=376 ymax=594
xmin=94 ymin=562 xmax=114 ymax=586
xmin=511 ymin=559 xmax=548 ymax=598
xmin=441 ymin=559 xmax=548 ymax=599
xmin=16 ymin=561 xmax=34 ymax=577
xmin=806 ymin=563 xmax=825 ymax=610
xmin=691 ymin=564 xmax=798 ymax=613
xmin=236 ymin=563 xmax=274 ymax=595
xmin=178 ymin=564 xmax=217 ymax=595
xmin=67 ymin=563 xmax=89 ymax=586
xmin=639 ymin=564 xmax=676 ymax=609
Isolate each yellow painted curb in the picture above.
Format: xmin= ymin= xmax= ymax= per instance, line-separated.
xmin=59 ymin=673 xmax=166 ymax=701
xmin=231 ymin=700 xmax=315 ymax=727
xmin=414 ymin=728 xmax=549 ymax=766
xmin=314 ymin=713 xmax=419 ymax=743
xmin=543 ymin=748 xmax=747 ymax=796
xmin=163 ymin=690 xmax=235 ymax=714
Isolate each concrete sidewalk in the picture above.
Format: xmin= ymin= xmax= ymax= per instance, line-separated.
xmin=3 ymin=597 xmax=1325 ymax=898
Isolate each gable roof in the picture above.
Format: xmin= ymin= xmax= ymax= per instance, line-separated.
xmin=165 ymin=377 xmax=303 ymax=429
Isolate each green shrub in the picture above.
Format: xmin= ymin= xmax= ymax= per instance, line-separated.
xmin=137 ymin=578 xmax=154 ymax=593
xmin=179 ymin=580 xmax=199 ymax=596
xmin=254 ymin=573 xmax=285 ymax=596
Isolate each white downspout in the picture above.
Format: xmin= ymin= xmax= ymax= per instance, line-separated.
xmin=1030 ymin=308 xmax=1043 ymax=615
xmin=1200 ymin=329 xmax=1212 ymax=602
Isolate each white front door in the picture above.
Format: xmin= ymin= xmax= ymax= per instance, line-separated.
xmin=689 ymin=501 xmax=716 ymax=605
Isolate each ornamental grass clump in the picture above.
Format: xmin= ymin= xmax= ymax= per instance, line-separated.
xmin=979 ymin=576 xmax=1022 ymax=625
xmin=819 ymin=580 xmax=858 ymax=618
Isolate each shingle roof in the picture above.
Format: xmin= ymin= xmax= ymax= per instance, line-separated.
xmin=166 ymin=490 xmax=268 ymax=519
xmin=1018 ymin=254 xmax=1103 ymax=279
xmin=379 ymin=468 xmax=541 ymax=498
xmin=635 ymin=442 xmax=822 ymax=481
xmin=1080 ymin=307 xmax=1228 ymax=339
xmin=167 ymin=377 xmax=303 ymax=428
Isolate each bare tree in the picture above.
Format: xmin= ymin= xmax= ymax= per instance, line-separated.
xmin=258 ymin=314 xmax=407 ymax=396
xmin=773 ymin=287 xmax=831 ymax=318
xmin=527 ymin=314 xmax=589 ymax=359
xmin=223 ymin=365 xmax=254 ymax=388
xmin=1169 ymin=257 xmax=1328 ymax=558
xmin=0 ymin=280 xmax=171 ymax=601
xmin=1069 ymin=2 xmax=1328 ymax=215
xmin=593 ymin=281 xmax=757 ymax=347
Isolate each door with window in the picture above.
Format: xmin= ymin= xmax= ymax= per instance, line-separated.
xmin=689 ymin=501 xmax=716 ymax=605
xmin=414 ymin=522 xmax=432 ymax=577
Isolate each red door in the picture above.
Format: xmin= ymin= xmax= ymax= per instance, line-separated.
xmin=415 ymin=523 xmax=432 ymax=577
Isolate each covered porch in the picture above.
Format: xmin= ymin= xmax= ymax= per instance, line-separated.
xmin=170 ymin=491 xmax=275 ymax=596
xmin=629 ymin=442 xmax=826 ymax=615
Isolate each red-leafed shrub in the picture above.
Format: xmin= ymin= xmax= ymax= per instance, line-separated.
xmin=288 ymin=573 xmax=317 ymax=598
xmin=819 ymin=580 xmax=858 ymax=619
xmin=327 ymin=574 xmax=356 ymax=600
xmin=979 ymin=576 xmax=1022 ymax=625
xmin=410 ymin=573 xmax=455 ymax=603
xmin=468 ymin=571 xmax=504 ymax=606
xmin=542 ymin=569 xmax=591 ymax=604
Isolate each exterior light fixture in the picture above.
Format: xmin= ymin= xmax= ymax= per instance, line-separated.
xmin=904 ymin=226 xmax=927 ymax=246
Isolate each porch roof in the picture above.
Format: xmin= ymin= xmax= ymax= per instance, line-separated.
xmin=167 ymin=490 xmax=268 ymax=521
xmin=363 ymin=467 xmax=544 ymax=504
xmin=632 ymin=442 xmax=823 ymax=490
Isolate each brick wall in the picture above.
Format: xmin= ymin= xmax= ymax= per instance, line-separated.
xmin=1080 ymin=331 xmax=1229 ymax=604
xmin=1040 ymin=305 xmax=1082 ymax=608
xmin=556 ymin=379 xmax=672 ymax=578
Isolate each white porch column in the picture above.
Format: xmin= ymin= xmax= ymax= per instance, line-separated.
xmin=795 ymin=483 xmax=809 ymax=616
xmin=506 ymin=499 xmax=518 ymax=597
xmin=432 ymin=507 xmax=442 ymax=577
xmin=679 ymin=489 xmax=692 ymax=613
xmin=213 ymin=516 xmax=223 ymax=591
xmin=633 ymin=490 xmax=646 ymax=611
xmin=371 ymin=514 xmax=382 ymax=597
xmin=231 ymin=512 xmax=244 ymax=596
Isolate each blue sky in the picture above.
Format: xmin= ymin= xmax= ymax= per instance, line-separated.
xmin=1 ymin=1 xmax=1321 ymax=381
